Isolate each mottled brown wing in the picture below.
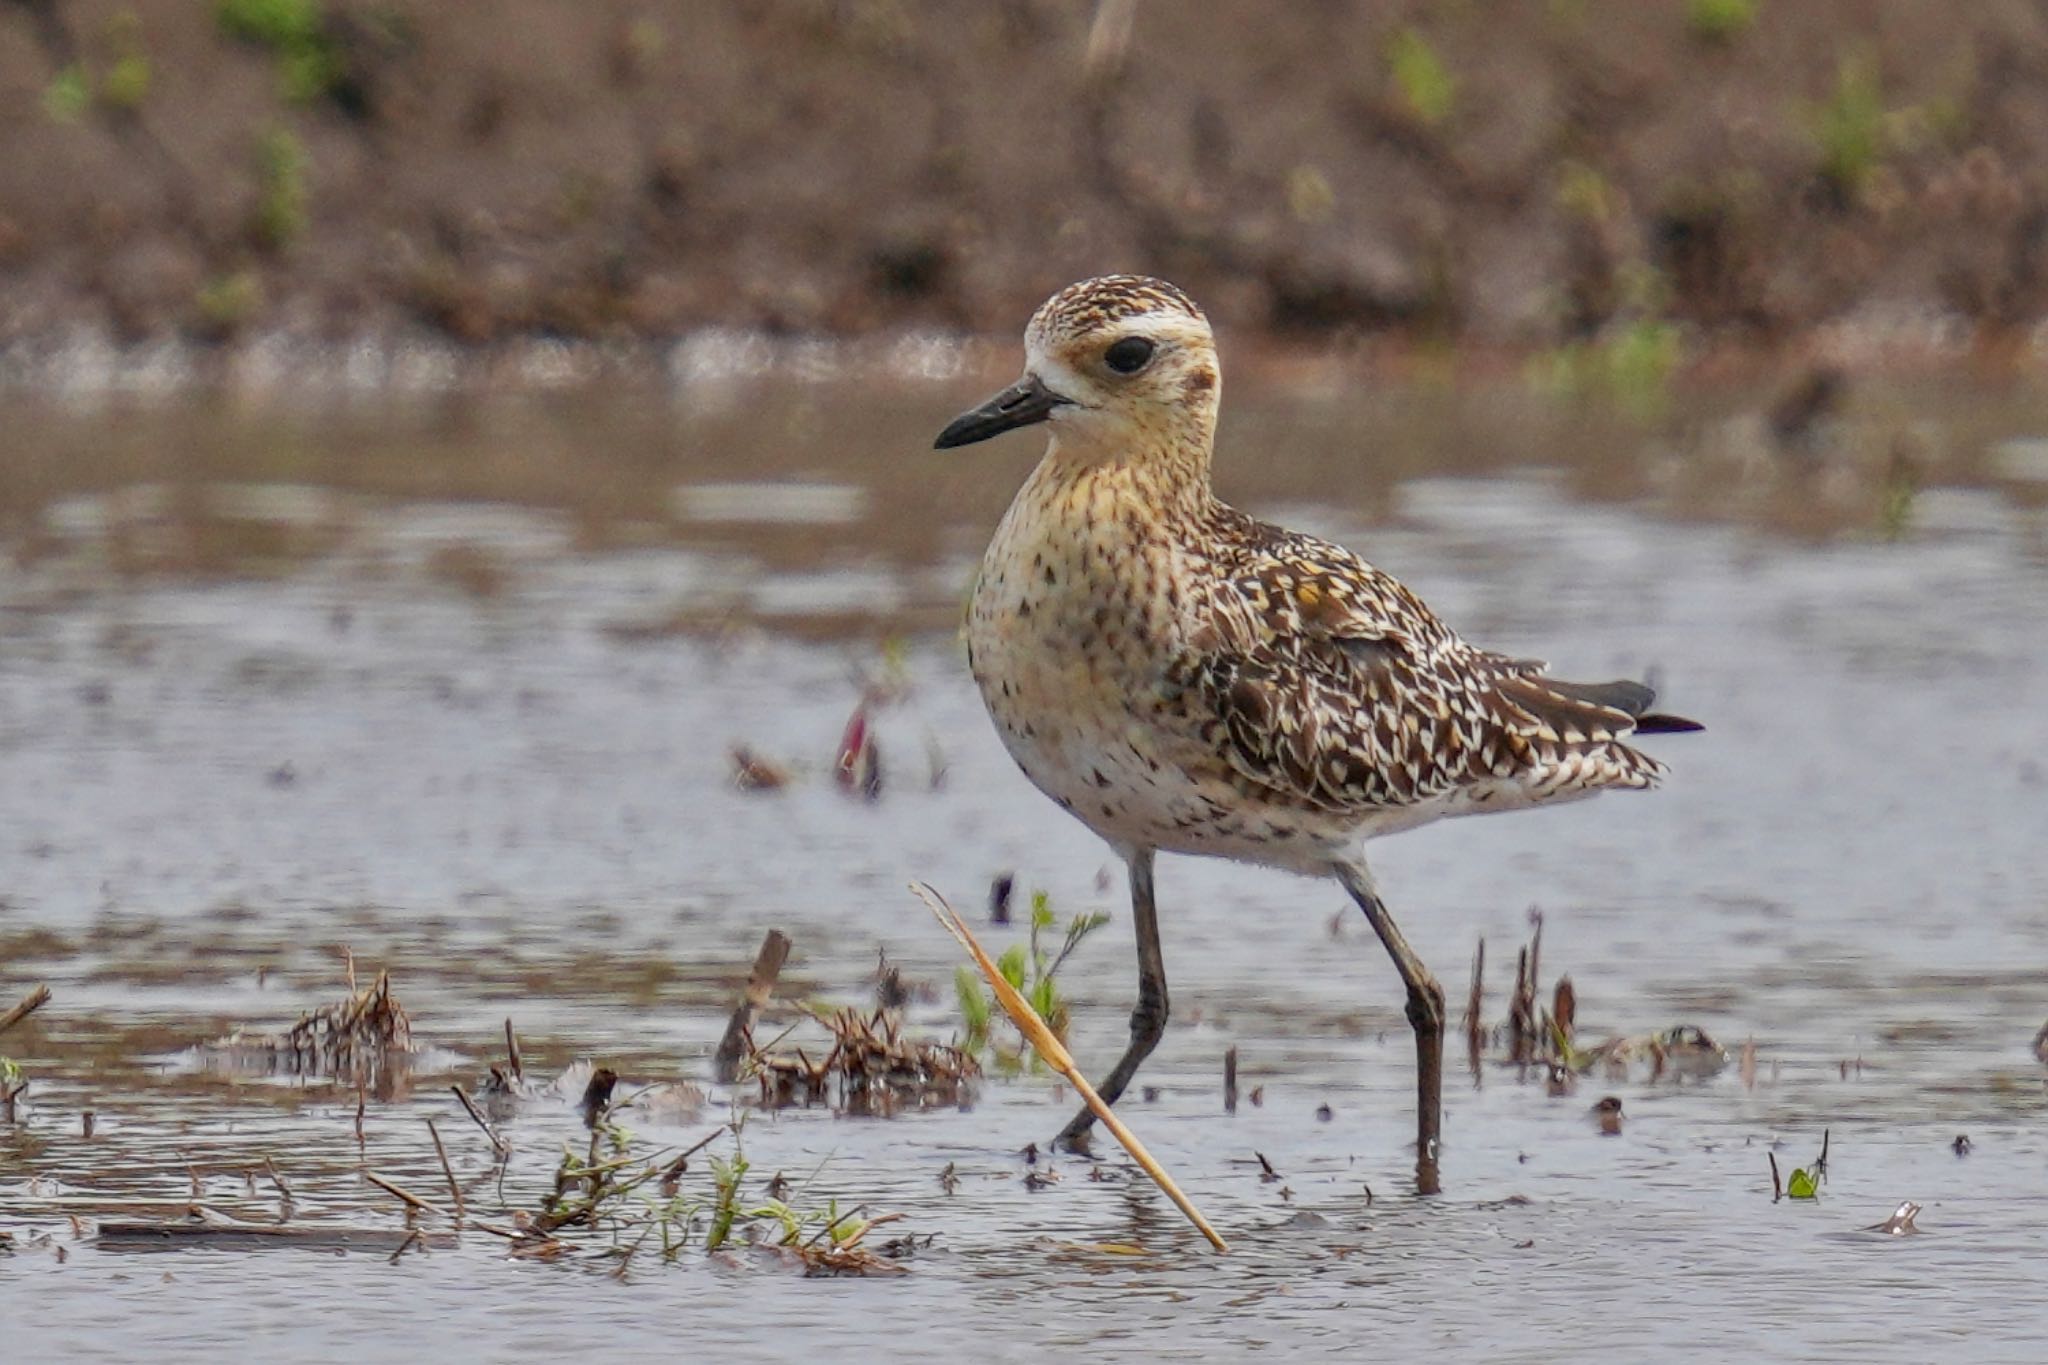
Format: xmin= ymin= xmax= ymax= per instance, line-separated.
xmin=1171 ymin=528 xmax=1655 ymax=812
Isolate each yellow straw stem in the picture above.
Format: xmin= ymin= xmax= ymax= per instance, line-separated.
xmin=912 ymin=881 xmax=1229 ymax=1253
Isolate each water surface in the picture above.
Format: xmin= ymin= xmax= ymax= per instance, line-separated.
xmin=3 ymin=375 xmax=2047 ymax=1361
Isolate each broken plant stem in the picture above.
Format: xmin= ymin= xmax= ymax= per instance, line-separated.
xmin=366 ymin=1171 xmax=444 ymax=1218
xmin=1465 ymin=938 xmax=1484 ymax=1070
xmin=714 ymin=929 xmax=792 ymax=1084
xmin=0 ymin=984 xmax=52 ymax=1038
xmin=426 ymin=1118 xmax=463 ymax=1218
xmin=451 ymin=1084 xmax=510 ymax=1159
xmin=387 ymin=1228 xmax=423 ymax=1264
xmin=262 ymin=1155 xmax=296 ymax=1217
xmin=658 ymin=1124 xmax=728 ymax=1183
xmin=913 ymin=880 xmax=1228 ymax=1253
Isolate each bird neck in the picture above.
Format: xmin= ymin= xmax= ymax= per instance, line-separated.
xmin=1038 ymin=426 xmax=1216 ymax=527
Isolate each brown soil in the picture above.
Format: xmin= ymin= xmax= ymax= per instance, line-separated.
xmin=4 ymin=1 xmax=2048 ymax=350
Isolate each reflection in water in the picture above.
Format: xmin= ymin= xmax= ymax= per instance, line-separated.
xmin=1 ymin=382 xmax=2047 ymax=1360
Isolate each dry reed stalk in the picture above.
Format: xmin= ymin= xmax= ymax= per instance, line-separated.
xmin=912 ymin=881 xmax=1228 ymax=1253
xmin=425 ymin=1118 xmax=463 ymax=1218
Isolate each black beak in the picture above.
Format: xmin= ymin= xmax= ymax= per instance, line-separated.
xmin=933 ymin=374 xmax=1070 ymax=449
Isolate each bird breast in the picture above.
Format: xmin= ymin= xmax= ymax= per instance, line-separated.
xmin=966 ymin=465 xmax=1189 ymax=810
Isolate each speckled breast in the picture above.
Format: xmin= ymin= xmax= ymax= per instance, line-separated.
xmin=965 ymin=469 xmax=1308 ymax=861
xmin=966 ymin=475 xmax=1180 ymax=834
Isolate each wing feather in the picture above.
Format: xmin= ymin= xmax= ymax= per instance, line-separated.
xmin=1167 ymin=512 xmax=1679 ymax=812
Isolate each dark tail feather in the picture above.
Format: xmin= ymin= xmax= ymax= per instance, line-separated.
xmin=1542 ymin=677 xmax=1703 ymax=735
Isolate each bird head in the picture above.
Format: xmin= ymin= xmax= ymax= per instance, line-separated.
xmin=934 ymin=275 xmax=1220 ymax=459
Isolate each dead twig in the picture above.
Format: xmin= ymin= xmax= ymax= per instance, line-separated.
xmin=503 ymin=1019 xmax=523 ymax=1085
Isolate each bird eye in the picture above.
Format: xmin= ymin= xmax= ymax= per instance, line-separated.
xmin=1103 ymin=336 xmax=1156 ymax=374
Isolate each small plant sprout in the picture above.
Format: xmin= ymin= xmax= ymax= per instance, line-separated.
xmin=1686 ymin=0 xmax=1759 ymax=44
xmin=953 ymin=888 xmax=1109 ymax=1071
xmin=254 ymin=124 xmax=310 ymax=249
xmin=1387 ymin=27 xmax=1455 ymax=127
xmin=1812 ymin=50 xmax=1888 ymax=200
xmin=43 ymin=66 xmax=91 ymax=122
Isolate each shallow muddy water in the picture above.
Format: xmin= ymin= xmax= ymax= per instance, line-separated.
xmin=3 ymin=371 xmax=2048 ymax=1361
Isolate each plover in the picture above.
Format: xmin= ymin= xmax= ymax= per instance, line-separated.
xmin=937 ymin=275 xmax=1699 ymax=1189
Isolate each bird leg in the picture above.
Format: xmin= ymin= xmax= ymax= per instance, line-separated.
xmin=1054 ymin=847 xmax=1166 ymax=1152
xmin=1336 ymin=859 xmax=1445 ymax=1195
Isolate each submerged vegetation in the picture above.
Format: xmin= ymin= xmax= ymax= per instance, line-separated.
xmin=1464 ymin=912 xmax=1732 ymax=1089
xmin=743 ymin=1004 xmax=978 ymax=1114
xmin=199 ymin=963 xmax=414 ymax=1084
xmin=504 ymin=1111 xmax=910 ymax=1274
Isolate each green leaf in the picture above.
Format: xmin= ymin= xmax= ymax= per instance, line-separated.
xmin=1028 ymin=974 xmax=1059 ymax=1024
xmin=1388 ymin=27 xmax=1455 ymax=127
xmin=217 ymin=0 xmax=323 ymax=48
xmin=253 ymin=123 xmax=309 ymax=249
xmin=997 ymin=943 xmax=1028 ymax=992
xmin=954 ymin=967 xmax=990 ymax=1037
xmin=1787 ymin=1167 xmax=1819 ymax=1199
xmin=44 ymin=65 xmax=91 ymax=122
xmin=1685 ymin=0 xmax=1758 ymax=43
xmin=1813 ymin=51 xmax=1886 ymax=195
xmin=1030 ymin=889 xmax=1055 ymax=931
xmin=100 ymin=53 xmax=152 ymax=111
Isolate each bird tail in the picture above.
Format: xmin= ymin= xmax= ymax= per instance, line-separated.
xmin=1533 ymin=677 xmax=1703 ymax=736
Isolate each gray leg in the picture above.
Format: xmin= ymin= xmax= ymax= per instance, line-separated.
xmin=1335 ymin=858 xmax=1445 ymax=1194
xmin=1054 ymin=847 xmax=1166 ymax=1151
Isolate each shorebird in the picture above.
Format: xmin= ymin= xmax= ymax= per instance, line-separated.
xmin=937 ymin=275 xmax=1699 ymax=1189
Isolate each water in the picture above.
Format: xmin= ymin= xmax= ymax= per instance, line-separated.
xmin=2 ymin=373 xmax=2047 ymax=1361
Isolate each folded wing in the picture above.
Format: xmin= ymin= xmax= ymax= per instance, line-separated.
xmin=1167 ymin=514 xmax=1694 ymax=814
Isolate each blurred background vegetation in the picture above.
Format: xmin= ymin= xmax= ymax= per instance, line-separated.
xmin=3 ymin=0 xmax=2047 ymax=358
